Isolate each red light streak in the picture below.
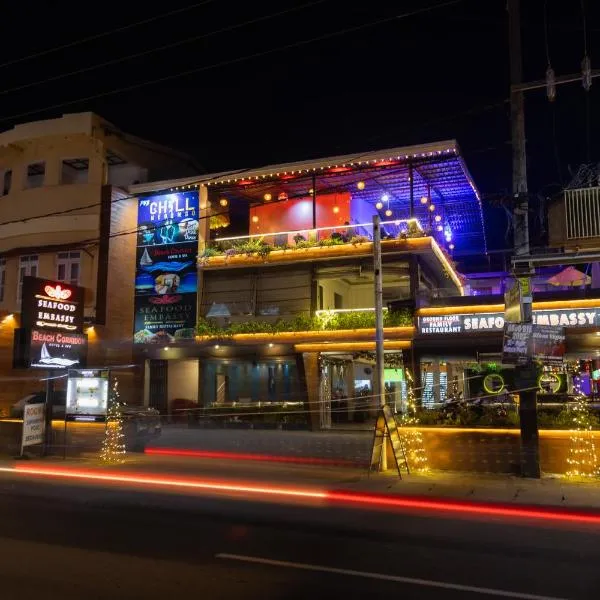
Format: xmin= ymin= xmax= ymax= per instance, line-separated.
xmin=5 ymin=465 xmax=600 ymax=526
xmin=144 ymin=447 xmax=360 ymax=467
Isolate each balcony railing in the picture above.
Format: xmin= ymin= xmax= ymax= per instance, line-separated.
xmin=200 ymin=218 xmax=425 ymax=262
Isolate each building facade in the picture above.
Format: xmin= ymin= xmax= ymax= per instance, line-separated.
xmin=0 ymin=112 xmax=199 ymax=414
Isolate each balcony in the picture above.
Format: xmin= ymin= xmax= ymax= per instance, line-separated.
xmin=196 ymin=307 xmax=415 ymax=345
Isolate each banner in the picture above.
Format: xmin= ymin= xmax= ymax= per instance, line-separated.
xmin=502 ymin=323 xmax=565 ymax=366
xmin=134 ymin=191 xmax=198 ymax=344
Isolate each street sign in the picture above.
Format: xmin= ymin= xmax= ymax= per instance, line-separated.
xmin=21 ymin=403 xmax=46 ymax=454
xmin=505 ymin=278 xmax=531 ymax=324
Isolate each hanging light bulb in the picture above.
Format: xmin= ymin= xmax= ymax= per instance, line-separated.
xmin=449 ymin=243 xmax=455 ymax=250
xmin=375 ymin=200 xmax=383 ymax=210
xmin=434 ymin=214 xmax=442 ymax=222
xmin=252 ymin=215 xmax=259 ymax=223
xmin=356 ymin=181 xmax=365 ymax=190
xmin=429 ymin=204 xmax=436 ymax=212
xmin=385 ymin=209 xmax=393 ymax=217
xmin=263 ymin=193 xmax=272 ymax=201
xmin=420 ymin=196 xmax=428 ymax=205
xmin=219 ymin=197 xmax=229 ymax=207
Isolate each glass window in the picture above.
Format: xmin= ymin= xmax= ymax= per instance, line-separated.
xmin=56 ymin=251 xmax=81 ymax=286
xmin=17 ymin=255 xmax=39 ymax=303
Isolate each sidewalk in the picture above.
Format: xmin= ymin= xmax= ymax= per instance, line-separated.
xmin=8 ymin=452 xmax=600 ymax=513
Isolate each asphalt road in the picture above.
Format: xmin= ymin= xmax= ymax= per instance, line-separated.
xmin=1 ymin=474 xmax=600 ymax=599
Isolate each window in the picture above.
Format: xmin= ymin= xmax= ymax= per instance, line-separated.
xmin=318 ymin=285 xmax=324 ymax=310
xmin=26 ymin=162 xmax=45 ymax=188
xmin=334 ymin=292 xmax=343 ymax=309
xmin=61 ymin=158 xmax=89 ymax=184
xmin=0 ymin=259 xmax=5 ymax=302
xmin=57 ymin=252 xmax=81 ymax=286
xmin=17 ymin=255 xmax=38 ymax=303
xmin=2 ymin=170 xmax=11 ymax=196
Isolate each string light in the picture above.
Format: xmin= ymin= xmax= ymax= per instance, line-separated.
xmin=429 ymin=204 xmax=436 ymax=212
xmin=333 ymin=205 xmax=340 ymax=214
xmin=263 ymin=193 xmax=272 ymax=201
xmin=434 ymin=215 xmax=442 ymax=222
xmin=385 ymin=209 xmax=392 ymax=217
xmin=420 ymin=196 xmax=428 ymax=205
xmin=566 ymin=376 xmax=600 ymax=478
xmin=381 ymin=193 xmax=390 ymax=202
xmin=252 ymin=215 xmax=259 ymax=223
xmin=436 ymin=224 xmax=443 ymax=232
xmin=100 ymin=378 xmax=126 ymax=464
xmin=375 ymin=201 xmax=383 ymax=210
xmin=219 ymin=198 xmax=229 ymax=207
xmin=398 ymin=370 xmax=428 ymax=472
xmin=449 ymin=243 xmax=455 ymax=250
xmin=356 ymin=181 xmax=365 ymax=190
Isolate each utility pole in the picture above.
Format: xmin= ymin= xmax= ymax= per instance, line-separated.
xmin=373 ymin=214 xmax=387 ymax=470
xmin=508 ymin=0 xmax=540 ymax=478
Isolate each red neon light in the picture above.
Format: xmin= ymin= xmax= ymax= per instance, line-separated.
xmin=144 ymin=447 xmax=360 ymax=467
xmin=44 ymin=285 xmax=72 ymax=300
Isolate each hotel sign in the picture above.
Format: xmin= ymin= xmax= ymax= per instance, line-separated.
xmin=419 ymin=308 xmax=600 ymax=334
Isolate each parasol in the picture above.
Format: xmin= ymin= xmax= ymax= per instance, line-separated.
xmin=547 ymin=266 xmax=591 ymax=287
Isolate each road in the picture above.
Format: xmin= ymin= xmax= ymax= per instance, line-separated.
xmin=0 ymin=472 xmax=599 ymax=599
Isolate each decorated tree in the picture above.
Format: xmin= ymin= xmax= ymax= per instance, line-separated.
xmin=566 ymin=378 xmax=599 ymax=478
xmin=398 ymin=370 xmax=428 ymax=472
xmin=100 ymin=378 xmax=126 ymax=464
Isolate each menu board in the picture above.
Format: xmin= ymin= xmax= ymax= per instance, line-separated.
xmin=133 ymin=191 xmax=199 ymax=344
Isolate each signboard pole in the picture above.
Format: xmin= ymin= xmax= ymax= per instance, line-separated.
xmin=515 ymin=277 xmax=541 ymax=478
xmin=373 ymin=215 xmax=387 ymax=471
xmin=43 ymin=371 xmax=55 ymax=456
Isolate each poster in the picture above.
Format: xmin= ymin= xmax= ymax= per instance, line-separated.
xmin=134 ymin=191 xmax=198 ymax=343
xmin=135 ymin=242 xmax=197 ymax=296
xmin=22 ymin=403 xmax=45 ymax=451
xmin=502 ymin=323 xmax=533 ymax=365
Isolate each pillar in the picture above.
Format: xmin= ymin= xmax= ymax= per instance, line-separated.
xmin=302 ymin=352 xmax=322 ymax=431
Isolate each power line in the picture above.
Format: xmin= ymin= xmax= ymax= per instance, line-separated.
xmin=0 ymin=1 xmax=218 ymax=70
xmin=0 ymin=0 xmax=330 ymax=98
xmin=0 ymin=0 xmax=465 ymax=125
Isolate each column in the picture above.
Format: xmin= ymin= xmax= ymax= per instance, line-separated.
xmin=302 ymin=352 xmax=322 ymax=431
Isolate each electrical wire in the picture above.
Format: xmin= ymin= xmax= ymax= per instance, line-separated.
xmin=0 ymin=0 xmax=330 ymax=98
xmin=0 ymin=0 xmax=465 ymax=125
xmin=0 ymin=1 xmax=219 ymax=70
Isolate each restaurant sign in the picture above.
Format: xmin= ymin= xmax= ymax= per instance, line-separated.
xmin=418 ymin=307 xmax=600 ymax=334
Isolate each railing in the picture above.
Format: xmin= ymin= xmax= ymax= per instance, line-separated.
xmin=201 ymin=218 xmax=424 ymax=257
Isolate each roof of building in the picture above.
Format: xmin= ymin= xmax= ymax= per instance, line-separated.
xmin=130 ymin=139 xmax=486 ymax=254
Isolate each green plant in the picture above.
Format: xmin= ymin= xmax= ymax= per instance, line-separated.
xmin=257 ymin=244 xmax=273 ymax=258
xmin=317 ymin=237 xmax=345 ymax=247
xmin=293 ymin=233 xmax=306 ymax=245
xmin=199 ymin=246 xmax=221 ymax=260
xmin=349 ymin=235 xmax=369 ymax=245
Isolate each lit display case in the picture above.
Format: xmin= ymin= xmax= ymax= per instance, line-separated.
xmin=66 ymin=369 xmax=110 ymax=422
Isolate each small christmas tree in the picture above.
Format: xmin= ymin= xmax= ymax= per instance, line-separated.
xmin=100 ymin=378 xmax=126 ymax=464
xmin=565 ymin=378 xmax=599 ymax=478
xmin=398 ymin=370 xmax=428 ymax=472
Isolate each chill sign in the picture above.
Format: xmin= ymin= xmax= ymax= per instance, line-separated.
xmin=21 ymin=277 xmax=84 ymax=333
xmin=418 ymin=308 xmax=600 ymax=334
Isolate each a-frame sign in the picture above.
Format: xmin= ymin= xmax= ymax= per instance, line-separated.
xmin=369 ymin=405 xmax=410 ymax=478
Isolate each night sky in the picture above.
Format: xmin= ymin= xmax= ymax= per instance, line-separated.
xmin=1 ymin=0 xmax=599 ymax=258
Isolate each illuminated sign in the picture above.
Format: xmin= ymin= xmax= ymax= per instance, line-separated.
xmin=13 ymin=328 xmax=88 ymax=369
xmin=21 ymin=277 xmax=84 ymax=333
xmin=418 ymin=307 xmax=600 ymax=334
xmin=134 ymin=191 xmax=199 ymax=343
xmin=44 ymin=284 xmax=72 ymax=300
xmin=66 ymin=369 xmax=110 ymax=422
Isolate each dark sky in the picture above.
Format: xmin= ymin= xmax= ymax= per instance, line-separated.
xmin=0 ymin=0 xmax=599 ymax=256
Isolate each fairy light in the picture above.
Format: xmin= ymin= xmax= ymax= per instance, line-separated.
xmin=100 ymin=378 xmax=126 ymax=464
xmin=219 ymin=198 xmax=229 ymax=207
xmin=397 ymin=370 xmax=428 ymax=472
xmin=356 ymin=181 xmax=365 ymax=190
xmin=566 ymin=376 xmax=600 ymax=478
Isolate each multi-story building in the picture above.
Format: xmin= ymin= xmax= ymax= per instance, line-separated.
xmin=0 ymin=112 xmax=199 ymax=414
xmin=129 ymin=140 xmax=487 ymax=428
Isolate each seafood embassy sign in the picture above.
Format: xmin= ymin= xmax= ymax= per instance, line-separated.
xmin=418 ymin=308 xmax=600 ymax=334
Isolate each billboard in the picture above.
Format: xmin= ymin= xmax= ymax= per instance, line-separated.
xmin=134 ymin=191 xmax=199 ymax=344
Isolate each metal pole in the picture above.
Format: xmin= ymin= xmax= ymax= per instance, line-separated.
xmin=409 ymin=163 xmax=414 ymax=219
xmin=312 ymin=174 xmax=317 ymax=230
xmin=373 ymin=215 xmax=387 ymax=470
xmin=43 ymin=371 xmax=55 ymax=457
xmin=508 ymin=0 xmax=539 ymax=478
